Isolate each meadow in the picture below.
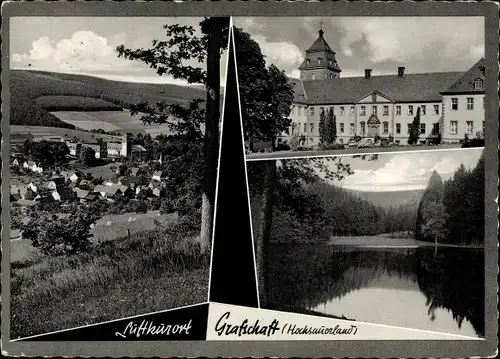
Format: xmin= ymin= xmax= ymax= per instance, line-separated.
xmin=10 ymin=220 xmax=209 ymax=339
xmin=51 ymin=111 xmax=174 ymax=136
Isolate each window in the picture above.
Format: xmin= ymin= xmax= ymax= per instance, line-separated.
xmin=298 ymin=106 xmax=301 ymax=116
xmin=433 ymin=105 xmax=439 ymax=115
xmin=396 ymin=105 xmax=401 ymax=115
xmin=372 ymin=105 xmax=377 ymax=114
xmin=328 ymin=59 xmax=333 ymax=66
xmin=303 ymin=123 xmax=307 ymax=133
xmin=340 ymin=106 xmax=345 ymax=115
xmin=309 ymin=107 xmax=315 ymax=116
xmin=451 ymin=98 xmax=458 ymax=110
xmin=420 ymin=123 xmax=426 ymax=134
xmin=318 ymin=58 xmax=322 ymax=65
xmin=483 ymin=121 xmax=485 ymax=133
xmin=340 ymin=123 xmax=344 ymax=133
xmin=338 ymin=138 xmax=343 ymax=144
xmin=330 ymin=107 xmax=334 ymax=115
xmin=350 ymin=106 xmax=355 ymax=115
xmin=450 ymin=121 xmax=458 ymax=135
xmin=350 ymin=123 xmax=355 ymax=134
xmin=320 ymin=107 xmax=325 ymax=116
xmin=329 ymin=73 xmax=334 ymax=79
xmin=432 ymin=123 xmax=439 ymax=135
xmin=360 ymin=106 xmax=366 ymax=116
xmin=310 ymin=123 xmax=315 ymax=133
xmin=360 ymin=121 xmax=366 ymax=135
xmin=311 ymin=73 xmax=315 ymax=80
xmin=466 ymin=121 xmax=474 ymax=134
xmin=421 ymin=105 xmax=426 ymax=115
xmin=408 ymin=105 xmax=414 ymax=115
xmin=396 ymin=123 xmax=401 ymax=134
xmin=383 ymin=121 xmax=389 ymax=133
xmin=474 ymin=78 xmax=483 ymax=90
xmin=407 ymin=123 xmax=412 ymax=134
xmin=291 ymin=124 xmax=296 ymax=136
xmin=467 ymin=97 xmax=474 ymax=110
xmin=306 ymin=59 xmax=311 ymax=65
xmin=383 ymin=105 xmax=389 ymax=116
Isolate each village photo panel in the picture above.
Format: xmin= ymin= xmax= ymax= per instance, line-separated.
xmin=6 ymin=16 xmax=229 ymax=340
xmin=233 ymin=16 xmax=486 ymax=160
xmin=246 ymin=148 xmax=486 ymax=339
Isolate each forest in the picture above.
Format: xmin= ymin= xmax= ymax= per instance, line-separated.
xmin=415 ymin=151 xmax=484 ymax=246
xmin=249 ymin=159 xmax=419 ymax=244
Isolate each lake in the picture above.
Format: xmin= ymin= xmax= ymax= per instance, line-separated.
xmin=267 ymin=243 xmax=484 ymax=338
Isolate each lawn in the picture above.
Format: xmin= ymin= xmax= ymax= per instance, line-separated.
xmin=10 ymin=222 xmax=209 ymax=339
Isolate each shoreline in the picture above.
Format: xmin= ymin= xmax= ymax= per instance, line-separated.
xmin=271 ymin=236 xmax=484 ymax=250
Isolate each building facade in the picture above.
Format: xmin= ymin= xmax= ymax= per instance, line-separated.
xmin=282 ymin=30 xmax=485 ymax=146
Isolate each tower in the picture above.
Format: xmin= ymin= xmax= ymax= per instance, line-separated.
xmin=299 ymin=24 xmax=342 ymax=81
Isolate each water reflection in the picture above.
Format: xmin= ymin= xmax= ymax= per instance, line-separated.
xmin=267 ymin=244 xmax=484 ymax=337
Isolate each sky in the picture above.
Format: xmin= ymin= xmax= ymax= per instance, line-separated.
xmin=10 ymin=17 xmax=228 ymax=85
xmin=233 ymin=17 xmax=484 ymax=78
xmin=314 ymin=148 xmax=484 ymax=192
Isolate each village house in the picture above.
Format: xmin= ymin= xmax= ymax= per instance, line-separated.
xmin=23 ymin=161 xmax=43 ymax=174
xmin=152 ymin=171 xmax=163 ymax=182
xmin=94 ymin=185 xmax=123 ymax=200
xmin=282 ymin=28 xmax=486 ymax=146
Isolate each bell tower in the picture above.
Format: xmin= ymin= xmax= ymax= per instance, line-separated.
xmin=299 ymin=22 xmax=342 ymax=81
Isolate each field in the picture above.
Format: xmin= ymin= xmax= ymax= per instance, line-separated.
xmin=10 ymin=222 xmax=209 ymax=339
xmin=35 ymin=96 xmax=122 ymax=111
xmin=9 ymin=69 xmax=208 ymax=130
xmin=10 ymin=210 xmax=178 ymax=262
xmin=51 ymin=111 xmax=174 ymax=136
xmin=10 ymin=125 xmax=108 ymax=143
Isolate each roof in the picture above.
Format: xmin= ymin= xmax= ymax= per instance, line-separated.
xmin=17 ymin=199 xmax=36 ymax=206
xmin=131 ymin=144 xmax=147 ymax=152
xmin=441 ymin=58 xmax=485 ymax=94
xmin=94 ymin=184 xmax=121 ymax=195
xmin=306 ymin=31 xmax=334 ymax=53
xmin=297 ymin=71 xmax=464 ymax=105
xmin=289 ymin=78 xmax=308 ymax=104
xmin=10 ymin=185 xmax=28 ymax=195
xmin=11 ymin=193 xmax=21 ymax=201
xmin=73 ymin=188 xmax=90 ymax=199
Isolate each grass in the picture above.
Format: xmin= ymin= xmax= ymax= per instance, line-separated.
xmin=51 ymin=110 xmax=175 ymax=136
xmin=10 ymin=221 xmax=209 ymax=339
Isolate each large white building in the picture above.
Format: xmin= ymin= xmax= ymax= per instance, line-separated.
xmin=282 ymin=29 xmax=485 ymax=146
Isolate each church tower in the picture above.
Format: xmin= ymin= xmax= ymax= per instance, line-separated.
xmin=299 ymin=26 xmax=342 ymax=81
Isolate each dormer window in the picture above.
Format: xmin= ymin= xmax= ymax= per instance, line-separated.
xmin=318 ymin=58 xmax=322 ymax=65
xmin=328 ymin=59 xmax=332 ymax=66
xmin=306 ymin=59 xmax=311 ymax=65
xmin=474 ymin=78 xmax=484 ymax=90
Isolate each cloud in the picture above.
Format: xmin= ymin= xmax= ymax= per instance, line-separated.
xmin=11 ymin=31 xmax=135 ymax=72
xmin=338 ymin=17 xmax=484 ymax=64
xmin=333 ymin=150 xmax=481 ymax=192
xmin=252 ymin=34 xmax=304 ymax=73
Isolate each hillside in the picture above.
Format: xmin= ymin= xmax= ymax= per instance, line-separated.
xmin=346 ymin=189 xmax=425 ymax=208
xmin=9 ymin=70 xmax=209 ymax=129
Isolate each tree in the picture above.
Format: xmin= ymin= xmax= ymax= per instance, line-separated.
xmin=22 ymin=207 xmax=99 ymax=255
xmin=234 ymin=28 xmax=294 ymax=150
xmin=137 ymin=187 xmax=153 ymax=200
xmin=116 ymin=18 xmax=230 ymax=252
xmin=408 ymin=106 xmax=421 ymax=145
xmin=79 ymin=146 xmax=95 ymax=166
xmin=319 ymin=108 xmax=327 ymax=145
xmin=416 ymin=170 xmax=444 ymax=241
xmin=326 ymin=108 xmax=337 ymax=144
xmin=420 ymin=200 xmax=448 ymax=249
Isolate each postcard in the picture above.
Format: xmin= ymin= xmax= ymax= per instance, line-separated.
xmin=1 ymin=1 xmax=498 ymax=358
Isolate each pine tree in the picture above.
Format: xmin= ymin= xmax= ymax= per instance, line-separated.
xmin=408 ymin=106 xmax=421 ymax=145
xmin=416 ymin=170 xmax=444 ymax=241
xmin=319 ymin=108 xmax=327 ymax=144
xmin=326 ymin=108 xmax=337 ymax=144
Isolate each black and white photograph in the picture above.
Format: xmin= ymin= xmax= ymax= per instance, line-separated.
xmin=233 ymin=17 xmax=486 ymax=159
xmin=8 ymin=16 xmax=229 ymax=339
xmin=247 ymin=148 xmax=485 ymax=337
